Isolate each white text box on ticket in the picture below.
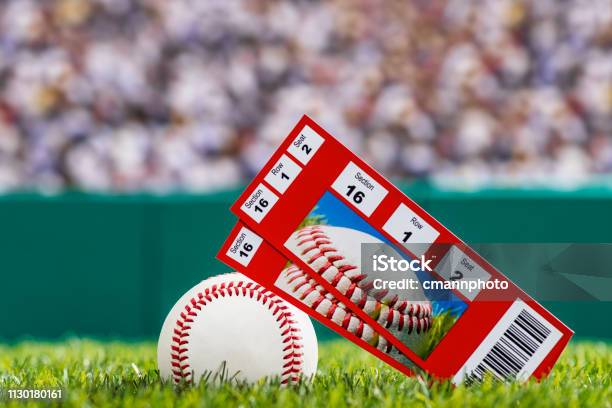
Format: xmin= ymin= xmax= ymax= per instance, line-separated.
xmin=264 ymin=154 xmax=302 ymax=194
xmin=287 ymin=126 xmax=324 ymax=165
xmin=382 ymin=204 xmax=440 ymax=256
xmin=436 ymin=246 xmax=492 ymax=301
xmin=240 ymin=183 xmax=279 ymax=223
xmin=225 ymin=227 xmax=263 ymax=267
xmin=331 ymin=162 xmax=388 ymax=217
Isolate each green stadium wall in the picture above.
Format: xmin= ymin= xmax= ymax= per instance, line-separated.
xmin=1 ymin=185 xmax=611 ymax=342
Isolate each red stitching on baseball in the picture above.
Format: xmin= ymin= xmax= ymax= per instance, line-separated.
xmin=282 ymin=266 xmax=395 ymax=353
xmin=326 ymin=302 xmax=338 ymax=319
xmin=341 ymin=313 xmax=351 ymax=329
xmin=170 ymin=280 xmax=303 ymax=385
xmin=292 ymin=227 xmax=432 ymax=334
xmin=355 ymin=320 xmax=364 ymax=338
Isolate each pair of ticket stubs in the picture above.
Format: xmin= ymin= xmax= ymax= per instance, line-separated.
xmin=217 ymin=116 xmax=572 ymax=383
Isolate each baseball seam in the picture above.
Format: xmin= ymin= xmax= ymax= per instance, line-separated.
xmin=294 ymin=226 xmax=431 ymax=333
xmin=283 ymin=265 xmax=393 ymax=353
xmin=170 ymin=280 xmax=304 ymax=385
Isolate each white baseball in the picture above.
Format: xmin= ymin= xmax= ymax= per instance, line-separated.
xmin=157 ymin=272 xmax=318 ymax=385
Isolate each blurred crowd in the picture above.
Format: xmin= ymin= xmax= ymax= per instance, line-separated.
xmin=0 ymin=0 xmax=610 ymax=192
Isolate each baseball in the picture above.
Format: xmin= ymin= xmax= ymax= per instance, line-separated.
xmin=157 ymin=272 xmax=318 ymax=385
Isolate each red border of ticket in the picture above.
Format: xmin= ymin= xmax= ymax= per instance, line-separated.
xmin=220 ymin=115 xmax=572 ymax=380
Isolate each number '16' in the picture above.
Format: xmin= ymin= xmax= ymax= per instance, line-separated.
xmin=254 ymin=198 xmax=268 ymax=213
xmin=240 ymin=243 xmax=253 ymax=258
xmin=346 ymin=185 xmax=365 ymax=204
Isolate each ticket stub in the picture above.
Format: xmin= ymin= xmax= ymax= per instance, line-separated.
xmin=220 ymin=222 xmax=421 ymax=377
xmin=225 ymin=115 xmax=572 ymax=382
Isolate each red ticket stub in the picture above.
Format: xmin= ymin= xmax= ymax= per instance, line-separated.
xmin=221 ymin=115 xmax=572 ymax=382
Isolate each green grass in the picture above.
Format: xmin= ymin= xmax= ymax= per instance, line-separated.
xmin=0 ymin=339 xmax=610 ymax=407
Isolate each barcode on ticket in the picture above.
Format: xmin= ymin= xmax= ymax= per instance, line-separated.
xmin=453 ymin=300 xmax=562 ymax=384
